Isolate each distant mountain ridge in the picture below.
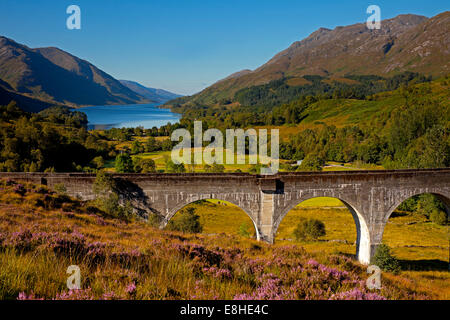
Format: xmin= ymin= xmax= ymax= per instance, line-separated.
xmin=168 ymin=11 xmax=450 ymax=106
xmin=0 ymin=36 xmax=152 ymax=111
xmin=119 ymin=80 xmax=182 ymax=103
xmin=0 ymin=84 xmax=55 ymax=113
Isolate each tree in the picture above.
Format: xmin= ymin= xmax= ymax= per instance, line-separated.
xmin=430 ymin=209 xmax=448 ymax=226
xmin=404 ymin=125 xmax=449 ymax=168
xmin=167 ymin=207 xmax=202 ymax=233
xmin=293 ymin=218 xmax=326 ymax=241
xmin=371 ymin=243 xmax=400 ymax=273
xmin=166 ymin=159 xmax=185 ymax=173
xmin=249 ymin=164 xmax=262 ymax=174
xmin=92 ymin=171 xmax=133 ymax=221
xmin=238 ymin=223 xmax=252 ymax=238
xmin=134 ymin=126 xmax=144 ymax=137
xmin=161 ymin=139 xmax=173 ymax=151
xmin=416 ymin=194 xmax=445 ymax=219
xmin=54 ymin=183 xmax=67 ymax=195
xmin=131 ymin=140 xmax=144 ymax=155
xmin=396 ymin=196 xmax=417 ymax=212
xmin=145 ymin=136 xmax=160 ymax=152
xmin=204 ymin=163 xmax=225 ymax=173
xmin=133 ymin=157 xmax=156 ymax=173
xmin=93 ymin=171 xmax=116 ymax=196
xmin=297 ymin=153 xmax=325 ymax=172
xmin=115 ymin=153 xmax=134 ymax=173
xmin=91 ymin=156 xmax=104 ymax=169
xmin=141 ymin=158 xmax=156 ymax=173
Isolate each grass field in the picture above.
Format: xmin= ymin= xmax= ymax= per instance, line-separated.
xmin=106 ymin=146 xmax=383 ymax=173
xmin=128 ymin=148 xmax=280 ymax=173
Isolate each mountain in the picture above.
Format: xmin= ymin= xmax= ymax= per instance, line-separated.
xmin=169 ymin=12 xmax=450 ymax=106
xmin=0 ymin=36 xmax=151 ymax=110
xmin=217 ymin=69 xmax=253 ymax=83
xmin=0 ymin=83 xmax=56 ymax=113
xmin=119 ymin=80 xmax=182 ymax=103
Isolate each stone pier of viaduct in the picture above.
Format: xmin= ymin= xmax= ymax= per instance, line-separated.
xmin=1 ymin=169 xmax=449 ymax=264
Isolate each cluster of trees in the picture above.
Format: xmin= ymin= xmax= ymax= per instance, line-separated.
xmin=166 ymin=207 xmax=203 ymax=233
xmin=293 ymin=218 xmax=326 ymax=241
xmin=371 ymin=244 xmax=400 ymax=273
xmin=116 ymin=153 xmax=228 ymax=174
xmin=102 ymin=120 xmax=186 ymax=142
xmin=397 ymin=193 xmax=448 ymax=226
xmin=128 ymin=137 xmax=173 ymax=155
xmin=279 ymin=83 xmax=449 ymax=170
xmin=234 ymin=72 xmax=431 ymax=107
xmin=38 ymin=106 xmax=88 ymax=128
xmin=173 ymin=73 xmax=434 ymax=130
xmin=0 ymin=102 xmax=114 ymax=172
xmin=114 ymin=153 xmax=156 ymax=173
xmin=167 ymin=77 xmax=448 ymax=175
xmin=203 ymin=163 xmax=225 ymax=173
xmin=92 ymin=171 xmax=133 ymax=221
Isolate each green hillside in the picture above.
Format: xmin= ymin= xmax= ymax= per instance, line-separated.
xmin=297 ymin=78 xmax=449 ymax=126
xmin=175 ymin=77 xmax=449 ymax=170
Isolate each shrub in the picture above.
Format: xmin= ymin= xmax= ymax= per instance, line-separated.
xmin=115 ymin=153 xmax=134 ymax=173
xmin=371 ymin=243 xmax=400 ymax=274
xmin=91 ymin=156 xmax=104 ymax=169
xmin=204 ymin=163 xmax=225 ymax=173
xmin=397 ymin=197 xmax=417 ymax=212
xmin=238 ymin=223 xmax=252 ymax=238
xmin=416 ymin=194 xmax=445 ymax=218
xmin=293 ymin=218 xmax=326 ymax=241
xmin=430 ymin=209 xmax=447 ymax=226
xmin=93 ymin=171 xmax=116 ymax=196
xmin=249 ymin=164 xmax=262 ymax=174
xmin=297 ymin=153 xmax=325 ymax=172
xmin=53 ymin=183 xmax=67 ymax=195
xmin=148 ymin=213 xmax=163 ymax=228
xmin=165 ymin=159 xmax=186 ymax=173
xmin=133 ymin=158 xmax=156 ymax=173
xmin=92 ymin=171 xmax=133 ymax=221
xmin=167 ymin=207 xmax=202 ymax=233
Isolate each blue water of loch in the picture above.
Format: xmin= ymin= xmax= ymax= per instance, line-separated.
xmin=76 ymin=103 xmax=181 ymax=130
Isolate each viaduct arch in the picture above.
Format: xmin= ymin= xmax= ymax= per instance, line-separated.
xmin=1 ymin=169 xmax=449 ymax=265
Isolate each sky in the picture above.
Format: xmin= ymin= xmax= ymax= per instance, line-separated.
xmin=0 ymin=1 xmax=448 ymax=95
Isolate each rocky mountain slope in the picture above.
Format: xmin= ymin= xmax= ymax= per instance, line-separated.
xmin=0 ymin=36 xmax=150 ymax=110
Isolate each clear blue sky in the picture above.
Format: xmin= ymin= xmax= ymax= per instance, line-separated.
xmin=0 ymin=1 xmax=448 ymax=95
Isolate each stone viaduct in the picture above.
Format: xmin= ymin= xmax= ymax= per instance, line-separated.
xmin=1 ymin=169 xmax=449 ymax=265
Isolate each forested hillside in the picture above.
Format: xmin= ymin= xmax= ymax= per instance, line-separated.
xmin=0 ymin=103 xmax=113 ymax=172
xmin=175 ymin=76 xmax=450 ymax=170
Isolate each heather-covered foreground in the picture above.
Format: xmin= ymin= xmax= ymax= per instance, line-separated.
xmin=0 ymin=180 xmax=439 ymax=300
